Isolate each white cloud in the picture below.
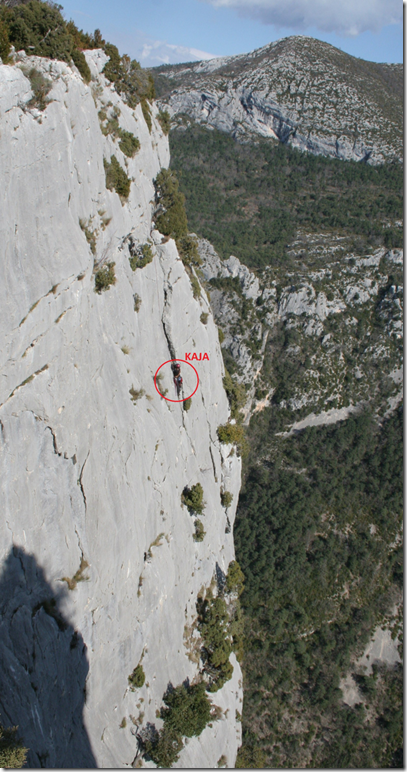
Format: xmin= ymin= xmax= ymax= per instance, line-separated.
xmin=138 ymin=40 xmax=217 ymax=67
xmin=201 ymin=0 xmax=402 ymax=36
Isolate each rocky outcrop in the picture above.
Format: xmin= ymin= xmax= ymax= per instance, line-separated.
xmin=198 ymin=235 xmax=403 ymax=423
xmin=0 ymin=51 xmax=242 ymax=767
xmin=155 ymin=36 xmax=402 ymax=164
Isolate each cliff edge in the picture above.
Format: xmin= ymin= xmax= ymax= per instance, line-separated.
xmin=0 ymin=49 xmax=242 ymax=768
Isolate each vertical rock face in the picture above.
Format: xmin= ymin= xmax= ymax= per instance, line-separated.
xmin=0 ymin=52 xmax=242 ymax=768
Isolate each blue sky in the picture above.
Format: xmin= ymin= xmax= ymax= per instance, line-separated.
xmin=60 ymin=0 xmax=403 ymax=67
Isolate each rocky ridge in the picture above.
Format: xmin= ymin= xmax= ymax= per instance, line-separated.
xmin=197 ymin=235 xmax=403 ymax=425
xmin=0 ymin=49 xmax=242 ymax=767
xmin=154 ymin=36 xmax=402 ymax=164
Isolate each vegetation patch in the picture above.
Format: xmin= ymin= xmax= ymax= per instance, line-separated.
xmin=71 ymin=48 xmax=91 ymax=83
xmin=235 ymin=407 xmax=403 ymax=767
xmin=102 ymin=42 xmax=155 ymax=107
xmin=176 ymin=233 xmax=201 ymax=267
xmin=220 ymin=490 xmax=233 ymax=509
xmin=94 ymin=262 xmax=116 ymax=293
xmin=104 ymin=156 xmax=131 ymax=199
xmin=182 ymin=483 xmax=205 ymax=515
xmin=142 ymin=681 xmax=215 ymax=767
xmin=157 ymin=109 xmax=171 ymax=134
xmin=79 ymin=217 xmax=97 ymax=255
xmin=22 ymin=66 xmax=52 ymax=110
xmin=62 ymin=557 xmax=89 ymax=590
xmin=169 ymin=124 xmax=403 ymax=269
xmin=129 ymin=243 xmax=153 ymax=271
xmin=0 ymin=725 xmax=28 ymax=769
xmin=223 ymin=371 xmax=246 ymax=420
xmin=128 ymin=664 xmax=145 ymax=690
xmin=119 ymin=130 xmax=140 ymax=157
xmin=154 ymin=168 xmax=188 ymax=240
xmin=130 ymin=386 xmax=145 ymax=402
xmin=183 ymin=397 xmax=192 ymax=411
xmin=193 ymin=519 xmax=205 ymax=542
xmin=141 ymin=98 xmax=152 ymax=132
xmin=217 ymin=423 xmax=246 ymax=455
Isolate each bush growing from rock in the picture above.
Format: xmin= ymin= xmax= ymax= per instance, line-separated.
xmin=129 ymin=243 xmax=153 ymax=271
xmin=177 ymin=234 xmax=201 ymax=267
xmin=144 ymin=726 xmax=183 ymax=768
xmin=182 ymin=483 xmax=204 ymax=515
xmin=190 ymin=274 xmax=201 ymax=299
xmin=200 ymin=312 xmax=209 ymax=324
xmin=141 ymin=98 xmax=152 ymax=132
xmin=94 ymin=262 xmax=116 ymax=293
xmin=103 ymin=43 xmax=155 ymax=107
xmin=226 ymin=560 xmax=244 ymax=596
xmin=119 ymin=130 xmax=140 ymax=158
xmin=193 ymin=519 xmax=205 ymax=541
xmin=24 ymin=66 xmax=52 ymax=110
xmin=223 ymin=371 xmax=246 ymax=420
xmin=128 ymin=664 xmax=145 ymax=690
xmin=217 ymin=423 xmax=246 ymax=453
xmin=0 ymin=725 xmax=28 ymax=769
xmin=197 ymin=595 xmax=234 ymax=692
xmin=129 ymin=386 xmax=145 ymax=402
xmin=220 ymin=490 xmax=233 ymax=509
xmin=71 ymin=49 xmax=91 ymax=83
xmin=183 ymin=397 xmax=192 ymax=411
xmin=154 ymin=168 xmax=188 ymax=240
xmin=104 ymin=156 xmax=131 ymax=199
xmin=160 ymin=682 xmax=211 ymax=737
xmin=157 ymin=109 xmax=171 ymax=134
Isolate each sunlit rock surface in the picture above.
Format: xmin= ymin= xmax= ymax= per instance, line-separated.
xmin=0 ymin=50 xmax=242 ymax=768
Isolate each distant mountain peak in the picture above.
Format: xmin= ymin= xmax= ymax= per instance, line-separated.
xmin=154 ymin=36 xmax=402 ymax=164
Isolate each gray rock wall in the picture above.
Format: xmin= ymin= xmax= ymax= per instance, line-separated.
xmin=0 ymin=51 xmax=242 ymax=768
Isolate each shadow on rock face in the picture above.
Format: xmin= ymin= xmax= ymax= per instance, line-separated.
xmin=0 ymin=546 xmax=96 ymax=768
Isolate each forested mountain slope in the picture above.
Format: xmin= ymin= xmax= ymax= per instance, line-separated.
xmin=154 ymin=36 xmax=402 ymax=164
xmin=162 ymin=68 xmax=403 ymax=765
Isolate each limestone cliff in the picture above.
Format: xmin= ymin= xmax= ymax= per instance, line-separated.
xmin=0 ymin=50 xmax=242 ymax=767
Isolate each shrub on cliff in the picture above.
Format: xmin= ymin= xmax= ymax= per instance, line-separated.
xmin=217 ymin=423 xmax=246 ymax=455
xmin=104 ymin=156 xmax=131 ymax=199
xmin=193 ymin=518 xmax=205 ymax=541
xmin=182 ymin=483 xmax=204 ymax=515
xmin=129 ymin=243 xmax=153 ymax=271
xmin=24 ymin=66 xmax=52 ymax=110
xmin=223 ymin=371 xmax=246 ymax=420
xmin=177 ymin=234 xmax=202 ymax=267
xmin=197 ymin=594 xmax=234 ymax=692
xmin=154 ymin=168 xmax=188 ymax=241
xmin=144 ymin=726 xmax=183 ymax=768
xmin=0 ymin=725 xmax=28 ymax=769
xmin=157 ymin=109 xmax=171 ymax=134
xmin=119 ymin=130 xmax=140 ymax=158
xmin=220 ymin=490 xmax=233 ymax=509
xmin=71 ymin=48 xmax=91 ymax=83
xmin=94 ymin=262 xmax=116 ymax=293
xmin=226 ymin=560 xmax=244 ymax=596
xmin=160 ymin=682 xmax=211 ymax=737
xmin=128 ymin=664 xmax=145 ymax=690
xmin=102 ymin=42 xmax=155 ymax=108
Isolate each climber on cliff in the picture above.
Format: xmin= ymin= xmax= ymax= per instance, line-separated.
xmin=172 ymin=362 xmax=181 ymax=378
xmin=175 ymin=374 xmax=183 ymax=397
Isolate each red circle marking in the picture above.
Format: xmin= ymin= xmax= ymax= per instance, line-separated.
xmin=154 ymin=359 xmax=200 ymax=403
